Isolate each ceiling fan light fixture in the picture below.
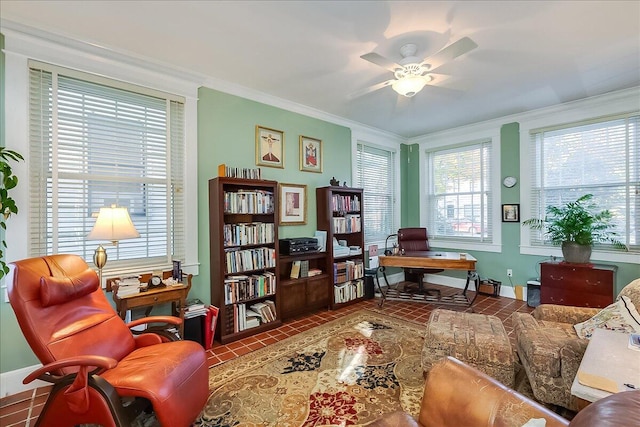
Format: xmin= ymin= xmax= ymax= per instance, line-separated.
xmin=392 ymin=75 xmax=429 ymax=97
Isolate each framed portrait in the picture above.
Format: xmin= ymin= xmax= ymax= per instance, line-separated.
xmin=279 ymin=183 xmax=307 ymax=225
xmin=256 ymin=125 xmax=284 ymax=168
xmin=299 ymin=136 xmax=322 ymax=173
xmin=502 ymin=204 xmax=520 ymax=222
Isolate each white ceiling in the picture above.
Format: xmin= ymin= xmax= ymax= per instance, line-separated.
xmin=2 ymin=1 xmax=639 ymax=138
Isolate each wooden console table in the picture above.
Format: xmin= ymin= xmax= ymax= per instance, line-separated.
xmin=378 ymin=251 xmax=479 ymax=307
xmin=109 ymin=272 xmax=192 ymax=338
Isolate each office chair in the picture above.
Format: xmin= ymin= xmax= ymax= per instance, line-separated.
xmin=397 ymin=227 xmax=443 ymax=293
xmin=7 ymin=254 xmax=209 ymax=427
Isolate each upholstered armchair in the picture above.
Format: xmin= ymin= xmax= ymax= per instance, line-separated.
xmin=396 ymin=227 xmax=443 ymax=291
xmin=511 ymin=278 xmax=640 ymax=411
xmin=7 ymin=254 xmax=209 ymax=427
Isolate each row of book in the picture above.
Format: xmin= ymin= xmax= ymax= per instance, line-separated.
xmin=334 ymin=279 xmax=365 ymax=304
xmin=224 ymin=190 xmax=274 ymax=214
xmin=218 ymin=164 xmax=262 ymax=180
xmin=331 ymin=194 xmax=360 ymax=213
xmin=224 ymin=271 xmax=276 ymax=304
xmin=290 ymin=260 xmax=323 ymax=279
xmin=233 ymin=300 xmax=276 ymax=332
xmin=225 ymin=247 xmax=276 ymax=274
xmin=333 ymin=259 xmax=364 ymax=284
xmin=223 ymin=222 xmax=275 ymax=247
xmin=333 ymin=214 xmax=361 ymax=233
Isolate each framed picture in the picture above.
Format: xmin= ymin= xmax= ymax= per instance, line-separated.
xmin=256 ymin=125 xmax=284 ymax=168
xmin=502 ymin=204 xmax=520 ymax=222
xmin=299 ymin=135 xmax=322 ymax=173
xmin=279 ymin=183 xmax=307 ymax=225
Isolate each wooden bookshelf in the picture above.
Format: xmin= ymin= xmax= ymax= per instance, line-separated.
xmin=209 ymin=177 xmax=281 ymax=343
xmin=278 ymin=252 xmax=330 ymax=319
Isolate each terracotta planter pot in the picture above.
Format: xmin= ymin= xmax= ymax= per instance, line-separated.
xmin=561 ymin=241 xmax=592 ymax=264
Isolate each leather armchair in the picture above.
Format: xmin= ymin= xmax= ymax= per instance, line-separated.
xmin=511 ymin=278 xmax=640 ymax=411
xmin=7 ymin=254 xmax=209 ymax=427
xmin=396 ymin=227 xmax=443 ymax=291
xmin=369 ymin=356 xmax=569 ymax=427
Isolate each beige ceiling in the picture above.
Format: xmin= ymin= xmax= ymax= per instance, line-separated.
xmin=1 ymin=1 xmax=639 ymax=138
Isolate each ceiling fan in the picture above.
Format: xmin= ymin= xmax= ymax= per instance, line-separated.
xmin=355 ymin=36 xmax=478 ymax=98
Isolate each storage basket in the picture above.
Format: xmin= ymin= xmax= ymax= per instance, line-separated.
xmin=477 ymin=279 xmax=501 ymax=297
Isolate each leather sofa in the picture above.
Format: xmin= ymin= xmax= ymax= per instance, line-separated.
xmin=511 ymin=278 xmax=640 ymax=410
xmin=369 ymin=356 xmax=640 ymax=427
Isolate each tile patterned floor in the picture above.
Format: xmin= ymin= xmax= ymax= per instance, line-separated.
xmin=0 ymin=287 xmax=532 ymax=427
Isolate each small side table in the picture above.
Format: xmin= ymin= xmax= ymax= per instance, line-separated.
xmin=110 ymin=272 xmax=192 ymax=338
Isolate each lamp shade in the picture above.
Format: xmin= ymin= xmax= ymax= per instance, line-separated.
xmin=87 ymin=206 xmax=140 ymax=242
xmin=392 ymin=75 xmax=429 ymax=97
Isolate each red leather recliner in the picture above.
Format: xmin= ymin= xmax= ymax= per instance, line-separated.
xmin=7 ymin=254 xmax=209 ymax=427
xmin=397 ymin=227 xmax=443 ymax=292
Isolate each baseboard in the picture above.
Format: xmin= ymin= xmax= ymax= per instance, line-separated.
xmin=1 ymin=364 xmax=48 ymax=397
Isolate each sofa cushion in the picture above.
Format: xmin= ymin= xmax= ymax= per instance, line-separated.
xmin=573 ymin=296 xmax=640 ymax=339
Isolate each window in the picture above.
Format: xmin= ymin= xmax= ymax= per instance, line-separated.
xmin=29 ymin=61 xmax=185 ymax=271
xmin=426 ymin=140 xmax=492 ymax=241
xmin=355 ymin=143 xmax=396 ymax=244
xmin=528 ymin=113 xmax=639 ymax=253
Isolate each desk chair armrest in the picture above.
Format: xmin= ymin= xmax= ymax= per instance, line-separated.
xmin=23 ymin=355 xmax=118 ymax=384
xmin=128 ymin=316 xmax=184 ymax=342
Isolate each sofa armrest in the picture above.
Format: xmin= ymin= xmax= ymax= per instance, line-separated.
xmin=417 ymin=357 xmax=569 ymax=427
xmin=533 ymin=304 xmax=599 ymax=324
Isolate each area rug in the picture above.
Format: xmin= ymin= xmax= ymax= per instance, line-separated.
xmin=194 ymin=309 xmax=426 ymax=426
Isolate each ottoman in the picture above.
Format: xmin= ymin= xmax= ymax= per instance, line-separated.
xmin=422 ymin=308 xmax=515 ymax=387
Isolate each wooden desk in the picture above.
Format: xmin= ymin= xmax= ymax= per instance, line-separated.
xmin=571 ymin=328 xmax=640 ymax=409
xmin=378 ymin=251 xmax=479 ymax=307
xmin=110 ymin=272 xmax=192 ymax=338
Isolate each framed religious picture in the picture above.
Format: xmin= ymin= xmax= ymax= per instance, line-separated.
xmin=299 ymin=135 xmax=322 ymax=173
xmin=502 ymin=204 xmax=520 ymax=222
xmin=279 ymin=183 xmax=307 ymax=225
xmin=255 ymin=125 xmax=284 ymax=168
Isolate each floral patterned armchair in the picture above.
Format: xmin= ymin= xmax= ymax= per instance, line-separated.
xmin=511 ymin=278 xmax=640 ymax=410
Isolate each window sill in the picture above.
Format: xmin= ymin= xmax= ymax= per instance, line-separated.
xmin=429 ymin=240 xmax=502 ymax=253
xmin=520 ymin=245 xmax=639 ymax=264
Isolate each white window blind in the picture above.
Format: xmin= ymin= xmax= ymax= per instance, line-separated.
xmin=426 ymin=141 xmax=492 ymax=241
xmin=355 ymin=143 xmax=396 ymax=244
xmin=528 ymin=113 xmax=639 ymax=252
xmin=29 ymin=62 xmax=185 ymax=270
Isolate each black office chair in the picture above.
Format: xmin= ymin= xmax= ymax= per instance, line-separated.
xmin=397 ymin=227 xmax=443 ymax=293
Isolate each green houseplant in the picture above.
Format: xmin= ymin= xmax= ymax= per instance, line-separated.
xmin=0 ymin=147 xmax=24 ymax=279
xmin=522 ymin=194 xmax=626 ymax=263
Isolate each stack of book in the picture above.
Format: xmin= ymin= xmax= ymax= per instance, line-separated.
xmin=116 ymin=276 xmax=141 ymax=297
xmin=185 ymin=298 xmax=208 ymax=319
xmin=248 ymin=300 xmax=277 ymax=324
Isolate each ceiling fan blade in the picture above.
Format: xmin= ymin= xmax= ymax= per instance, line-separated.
xmin=349 ymin=79 xmax=395 ymax=99
xmin=423 ymin=36 xmax=478 ymax=72
xmin=360 ymin=52 xmax=403 ymax=72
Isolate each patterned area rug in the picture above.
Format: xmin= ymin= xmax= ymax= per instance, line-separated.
xmin=194 ymin=309 xmax=426 ymax=426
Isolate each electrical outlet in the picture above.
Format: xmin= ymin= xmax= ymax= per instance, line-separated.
xmin=507 ymin=269 xmax=513 ymax=277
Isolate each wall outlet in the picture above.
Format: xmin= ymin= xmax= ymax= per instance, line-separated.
xmin=507 ymin=269 xmax=513 ymax=277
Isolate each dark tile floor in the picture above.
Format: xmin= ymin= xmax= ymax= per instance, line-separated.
xmin=0 ymin=286 xmax=532 ymax=427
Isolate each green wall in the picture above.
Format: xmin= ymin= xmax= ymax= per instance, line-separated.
xmin=400 ymin=144 xmax=421 ymax=227
xmin=192 ymin=87 xmax=352 ymax=303
xmin=402 ymin=122 xmax=640 ymax=293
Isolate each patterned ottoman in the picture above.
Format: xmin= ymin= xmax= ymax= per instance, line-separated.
xmin=422 ymin=308 xmax=515 ymax=387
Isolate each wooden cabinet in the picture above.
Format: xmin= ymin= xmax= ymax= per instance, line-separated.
xmin=540 ymin=262 xmax=616 ymax=308
xmin=279 ymin=252 xmax=330 ymax=319
xmin=316 ymin=186 xmax=365 ymax=309
xmin=209 ymin=177 xmax=281 ymax=344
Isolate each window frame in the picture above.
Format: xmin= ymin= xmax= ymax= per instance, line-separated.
xmin=418 ymin=123 xmax=502 ymax=253
xmin=519 ymin=90 xmax=640 ymax=264
xmin=2 ymin=26 xmax=200 ymax=279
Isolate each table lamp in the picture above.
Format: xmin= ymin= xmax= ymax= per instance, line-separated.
xmin=87 ymin=205 xmax=140 ymax=285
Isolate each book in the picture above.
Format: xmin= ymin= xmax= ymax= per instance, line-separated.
xmin=204 ymin=305 xmax=219 ymax=350
xmin=300 ymin=260 xmax=309 ymax=278
xmin=290 ymin=260 xmax=301 ymax=279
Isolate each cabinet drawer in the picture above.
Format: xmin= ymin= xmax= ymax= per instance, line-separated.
xmin=307 ymin=276 xmax=329 ymax=307
xmin=541 ymin=287 xmax=612 ymax=308
xmin=541 ymin=264 xmax=614 ymax=296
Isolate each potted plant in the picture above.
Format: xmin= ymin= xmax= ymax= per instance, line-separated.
xmin=0 ymin=147 xmax=24 ymax=279
xmin=522 ymin=194 xmax=626 ymax=264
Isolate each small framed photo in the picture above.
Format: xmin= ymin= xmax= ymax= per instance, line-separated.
xmin=502 ymin=204 xmax=520 ymax=222
xmin=256 ymin=125 xmax=284 ymax=168
xmin=279 ymin=183 xmax=307 ymax=225
xmin=299 ymin=135 xmax=322 ymax=173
